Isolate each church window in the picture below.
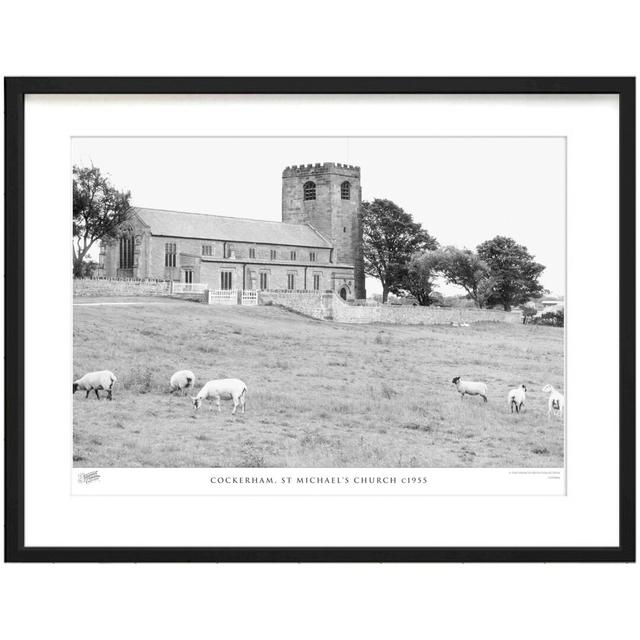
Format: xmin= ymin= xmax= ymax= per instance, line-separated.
xmin=287 ymin=273 xmax=295 ymax=290
xmin=249 ymin=247 xmax=256 ymax=259
xmin=202 ymin=244 xmax=212 ymax=256
xmin=164 ymin=242 xmax=176 ymax=268
xmin=309 ymin=251 xmax=316 ymax=262
xmin=341 ymin=181 xmax=350 ymax=200
xmin=290 ymin=250 xmax=297 ymax=260
xmin=270 ymin=249 xmax=277 ymax=260
xmin=220 ymin=271 xmax=233 ymax=290
xmin=119 ymin=235 xmax=134 ymax=269
xmin=303 ymin=181 xmax=316 ymax=201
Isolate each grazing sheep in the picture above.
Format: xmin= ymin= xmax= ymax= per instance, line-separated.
xmin=543 ymin=384 xmax=564 ymax=417
xmin=73 ymin=370 xmax=117 ymax=400
xmin=452 ymin=376 xmax=488 ymax=402
xmin=170 ymin=370 xmax=196 ymax=395
xmin=508 ymin=384 xmax=527 ymax=413
xmin=191 ymin=378 xmax=247 ymax=415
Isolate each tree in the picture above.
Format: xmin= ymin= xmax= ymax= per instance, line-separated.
xmin=73 ymin=165 xmax=131 ymax=277
xmin=78 ymin=260 xmax=100 ymax=279
xmin=402 ymin=250 xmax=445 ymax=306
xmin=477 ymin=236 xmax=546 ymax=311
xmin=361 ymin=199 xmax=438 ymax=303
xmin=439 ymin=246 xmax=496 ymax=308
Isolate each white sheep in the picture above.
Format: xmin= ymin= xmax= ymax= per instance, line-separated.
xmin=543 ymin=384 xmax=564 ymax=417
xmin=170 ymin=370 xmax=196 ymax=395
xmin=191 ymin=378 xmax=247 ymax=415
xmin=452 ymin=376 xmax=488 ymax=402
xmin=508 ymin=384 xmax=527 ymax=413
xmin=73 ymin=370 xmax=117 ymax=400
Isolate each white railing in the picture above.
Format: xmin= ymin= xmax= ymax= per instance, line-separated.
xmin=241 ymin=290 xmax=258 ymax=305
xmin=171 ymin=282 xmax=208 ymax=294
xmin=207 ymin=289 xmax=240 ymax=305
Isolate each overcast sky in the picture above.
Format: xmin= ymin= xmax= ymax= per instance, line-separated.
xmin=73 ymin=137 xmax=566 ymax=296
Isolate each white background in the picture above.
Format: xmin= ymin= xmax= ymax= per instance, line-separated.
xmin=26 ymin=94 xmax=605 ymax=547
xmin=1 ymin=2 xmax=638 ymax=639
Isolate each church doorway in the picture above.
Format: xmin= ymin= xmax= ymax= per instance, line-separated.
xmin=339 ymin=286 xmax=347 ymax=300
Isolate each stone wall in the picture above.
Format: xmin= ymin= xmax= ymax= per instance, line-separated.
xmin=258 ymin=291 xmax=332 ymax=320
xmin=73 ymin=278 xmax=170 ymax=297
xmin=261 ymin=291 xmax=519 ymax=325
xmin=200 ymin=262 xmax=353 ymax=296
xmin=331 ymin=297 xmax=520 ymax=324
xmin=103 ymin=233 xmax=336 ymax=283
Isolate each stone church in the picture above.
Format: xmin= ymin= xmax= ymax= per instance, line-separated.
xmin=100 ymin=162 xmax=366 ymax=300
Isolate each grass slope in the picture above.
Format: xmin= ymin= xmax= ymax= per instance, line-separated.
xmin=73 ymin=297 xmax=564 ymax=468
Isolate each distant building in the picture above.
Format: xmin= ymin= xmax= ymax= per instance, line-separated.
xmin=99 ymin=163 xmax=366 ymax=300
xmin=539 ymin=298 xmax=564 ymax=312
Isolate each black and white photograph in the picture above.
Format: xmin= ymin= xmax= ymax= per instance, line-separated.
xmin=72 ymin=136 xmax=565 ymax=470
xmin=7 ymin=76 xmax=632 ymax=564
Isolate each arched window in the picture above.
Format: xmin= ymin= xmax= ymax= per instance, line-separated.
xmin=119 ymin=234 xmax=134 ymax=269
xmin=303 ymin=181 xmax=316 ymax=201
xmin=341 ymin=181 xmax=351 ymax=200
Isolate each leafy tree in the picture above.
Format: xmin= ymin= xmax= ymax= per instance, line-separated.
xmin=73 ymin=165 xmax=131 ymax=277
xmin=439 ymin=246 xmax=495 ymax=308
xmin=361 ymin=199 xmax=438 ymax=303
xmin=477 ymin=236 xmax=546 ymax=311
xmin=402 ymin=250 xmax=446 ymax=306
xmin=78 ymin=260 xmax=100 ymax=279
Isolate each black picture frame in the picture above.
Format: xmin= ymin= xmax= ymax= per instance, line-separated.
xmin=4 ymin=77 xmax=635 ymax=563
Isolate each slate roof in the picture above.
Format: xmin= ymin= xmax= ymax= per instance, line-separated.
xmin=132 ymin=207 xmax=331 ymax=248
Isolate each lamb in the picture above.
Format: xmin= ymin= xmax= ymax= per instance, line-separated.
xmin=73 ymin=370 xmax=117 ymax=400
xmin=543 ymin=384 xmax=564 ymax=417
xmin=452 ymin=376 xmax=488 ymax=402
xmin=508 ymin=384 xmax=527 ymax=413
xmin=191 ymin=378 xmax=247 ymax=415
xmin=170 ymin=370 xmax=196 ymax=395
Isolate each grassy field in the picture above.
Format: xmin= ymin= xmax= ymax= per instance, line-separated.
xmin=73 ymin=297 xmax=564 ymax=468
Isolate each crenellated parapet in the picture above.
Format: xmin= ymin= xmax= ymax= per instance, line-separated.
xmin=282 ymin=162 xmax=360 ymax=178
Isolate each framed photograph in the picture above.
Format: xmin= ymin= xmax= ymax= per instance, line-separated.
xmin=4 ymin=77 xmax=635 ymax=562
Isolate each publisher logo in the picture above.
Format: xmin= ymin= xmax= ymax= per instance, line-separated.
xmin=77 ymin=470 xmax=101 ymax=484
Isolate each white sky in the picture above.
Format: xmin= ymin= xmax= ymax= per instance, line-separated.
xmin=72 ymin=137 xmax=565 ymax=296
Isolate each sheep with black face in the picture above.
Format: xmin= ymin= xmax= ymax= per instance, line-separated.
xmin=73 ymin=370 xmax=117 ymax=400
xmin=543 ymin=384 xmax=564 ymax=417
xmin=508 ymin=384 xmax=527 ymax=413
xmin=451 ymin=376 xmax=488 ymax=403
xmin=170 ymin=370 xmax=196 ymax=395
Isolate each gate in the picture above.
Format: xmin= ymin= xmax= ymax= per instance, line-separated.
xmin=207 ymin=289 xmax=240 ymax=305
xmin=241 ymin=290 xmax=258 ymax=305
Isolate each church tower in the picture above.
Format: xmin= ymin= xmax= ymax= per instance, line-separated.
xmin=281 ymin=162 xmax=365 ymax=299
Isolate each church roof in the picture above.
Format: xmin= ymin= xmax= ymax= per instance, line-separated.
xmin=132 ymin=207 xmax=332 ymax=248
